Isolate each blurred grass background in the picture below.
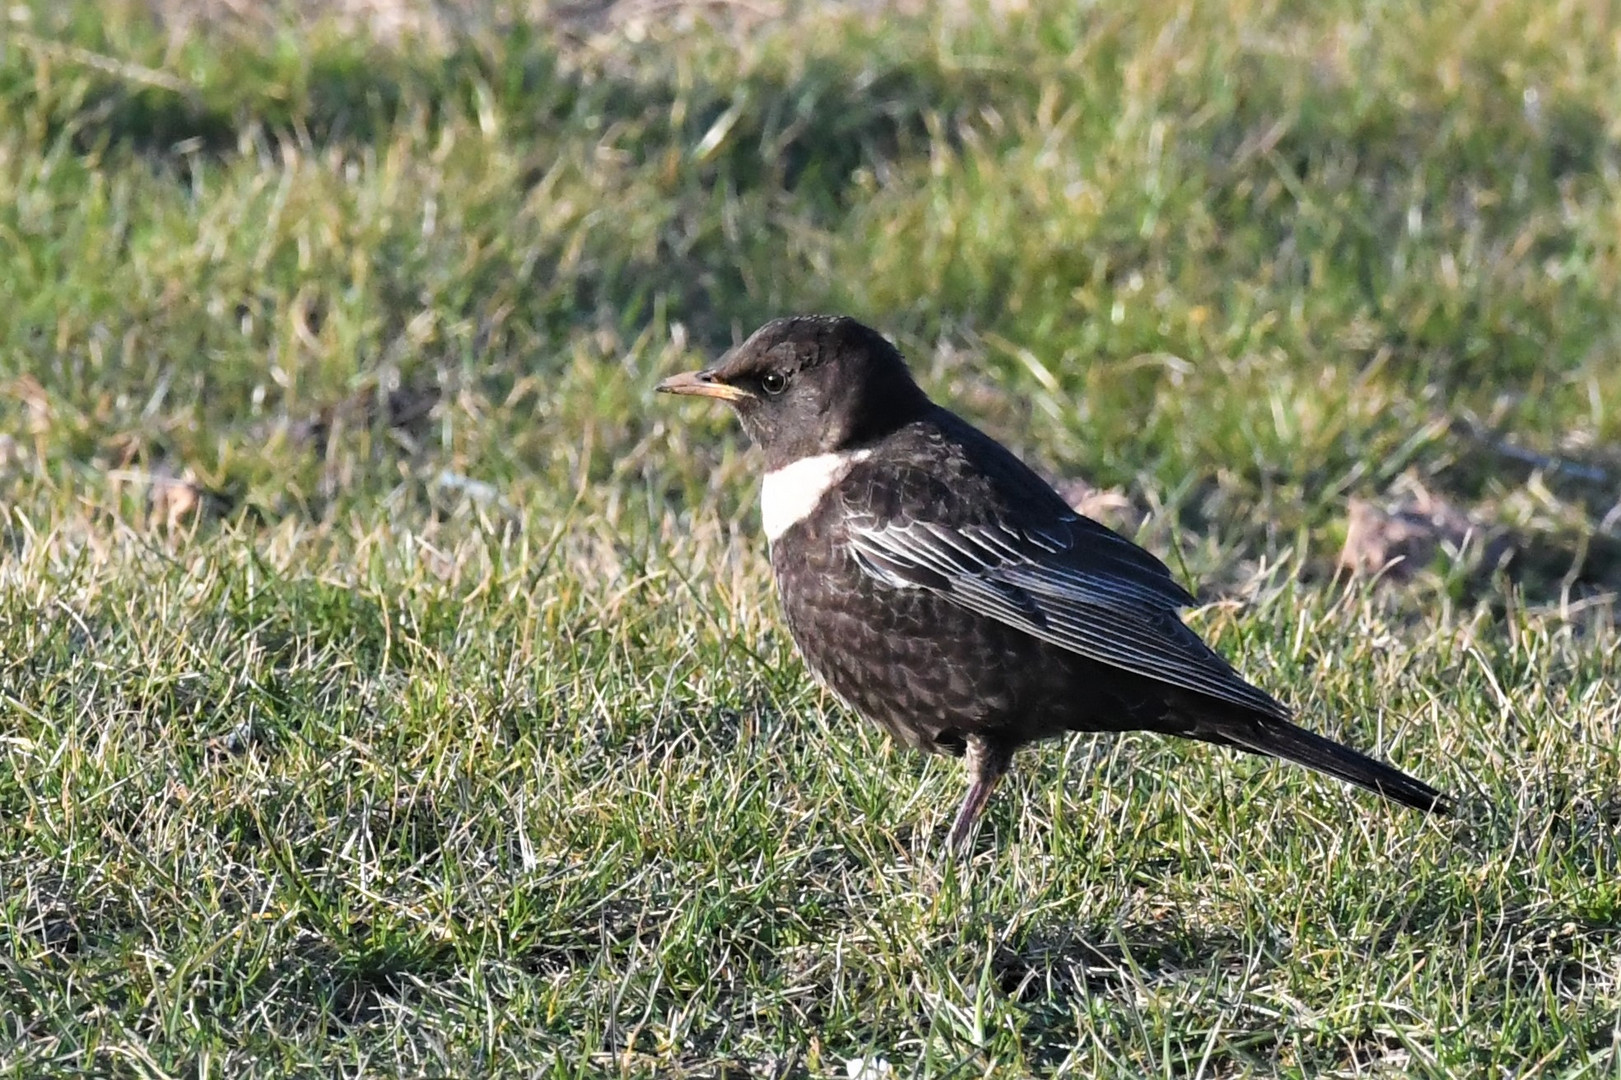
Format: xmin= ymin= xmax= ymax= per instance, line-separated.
xmin=1 ymin=0 xmax=1619 ymax=1076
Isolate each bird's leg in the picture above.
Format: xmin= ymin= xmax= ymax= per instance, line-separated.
xmin=946 ymin=737 xmax=1013 ymax=854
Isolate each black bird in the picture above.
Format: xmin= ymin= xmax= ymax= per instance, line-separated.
xmin=659 ymin=315 xmax=1450 ymax=851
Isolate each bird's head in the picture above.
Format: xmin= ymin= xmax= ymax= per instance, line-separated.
xmin=657 ymin=315 xmax=931 ymax=469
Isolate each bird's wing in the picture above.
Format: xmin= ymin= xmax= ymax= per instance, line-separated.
xmin=845 ymin=514 xmax=1289 ymax=718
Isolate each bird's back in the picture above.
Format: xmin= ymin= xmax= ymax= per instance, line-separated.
xmin=767 ymin=406 xmax=1239 ymax=752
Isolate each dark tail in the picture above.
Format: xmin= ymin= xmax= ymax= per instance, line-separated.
xmin=1202 ymin=713 xmax=1451 ymax=814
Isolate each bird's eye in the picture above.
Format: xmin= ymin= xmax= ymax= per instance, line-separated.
xmin=760 ymin=371 xmax=789 ymax=395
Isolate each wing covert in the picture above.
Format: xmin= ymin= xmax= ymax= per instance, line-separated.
xmin=844 ymin=515 xmax=1287 ymax=719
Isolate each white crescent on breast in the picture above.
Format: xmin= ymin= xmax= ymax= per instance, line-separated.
xmin=759 ymin=449 xmax=872 ymax=543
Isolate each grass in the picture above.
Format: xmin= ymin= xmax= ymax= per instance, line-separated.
xmin=2 ymin=0 xmax=1619 ymax=1074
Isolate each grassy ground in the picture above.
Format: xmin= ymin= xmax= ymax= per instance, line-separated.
xmin=3 ymin=0 xmax=1620 ymax=1075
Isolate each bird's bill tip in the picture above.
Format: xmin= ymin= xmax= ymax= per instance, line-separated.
xmin=656 ymin=369 xmax=750 ymax=403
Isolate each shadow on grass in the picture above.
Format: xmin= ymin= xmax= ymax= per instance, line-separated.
xmin=16 ymin=10 xmax=982 ymax=338
xmin=28 ymin=16 xmax=954 ymax=200
xmin=989 ymin=917 xmax=1277 ymax=1070
xmin=993 ymin=918 xmax=1249 ymax=1003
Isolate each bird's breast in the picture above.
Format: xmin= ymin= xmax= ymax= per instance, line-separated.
xmin=759 ymin=449 xmax=873 ymax=544
xmin=766 ymin=501 xmax=1074 ymax=752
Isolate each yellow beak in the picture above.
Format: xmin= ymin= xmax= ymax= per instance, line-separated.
xmin=656 ymin=369 xmax=750 ymax=404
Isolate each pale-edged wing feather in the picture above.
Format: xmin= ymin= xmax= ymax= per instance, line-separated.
xmin=846 ymin=516 xmax=1289 ymax=719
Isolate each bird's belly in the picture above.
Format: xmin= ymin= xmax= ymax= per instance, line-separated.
xmin=770 ymin=523 xmax=1081 ymax=753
